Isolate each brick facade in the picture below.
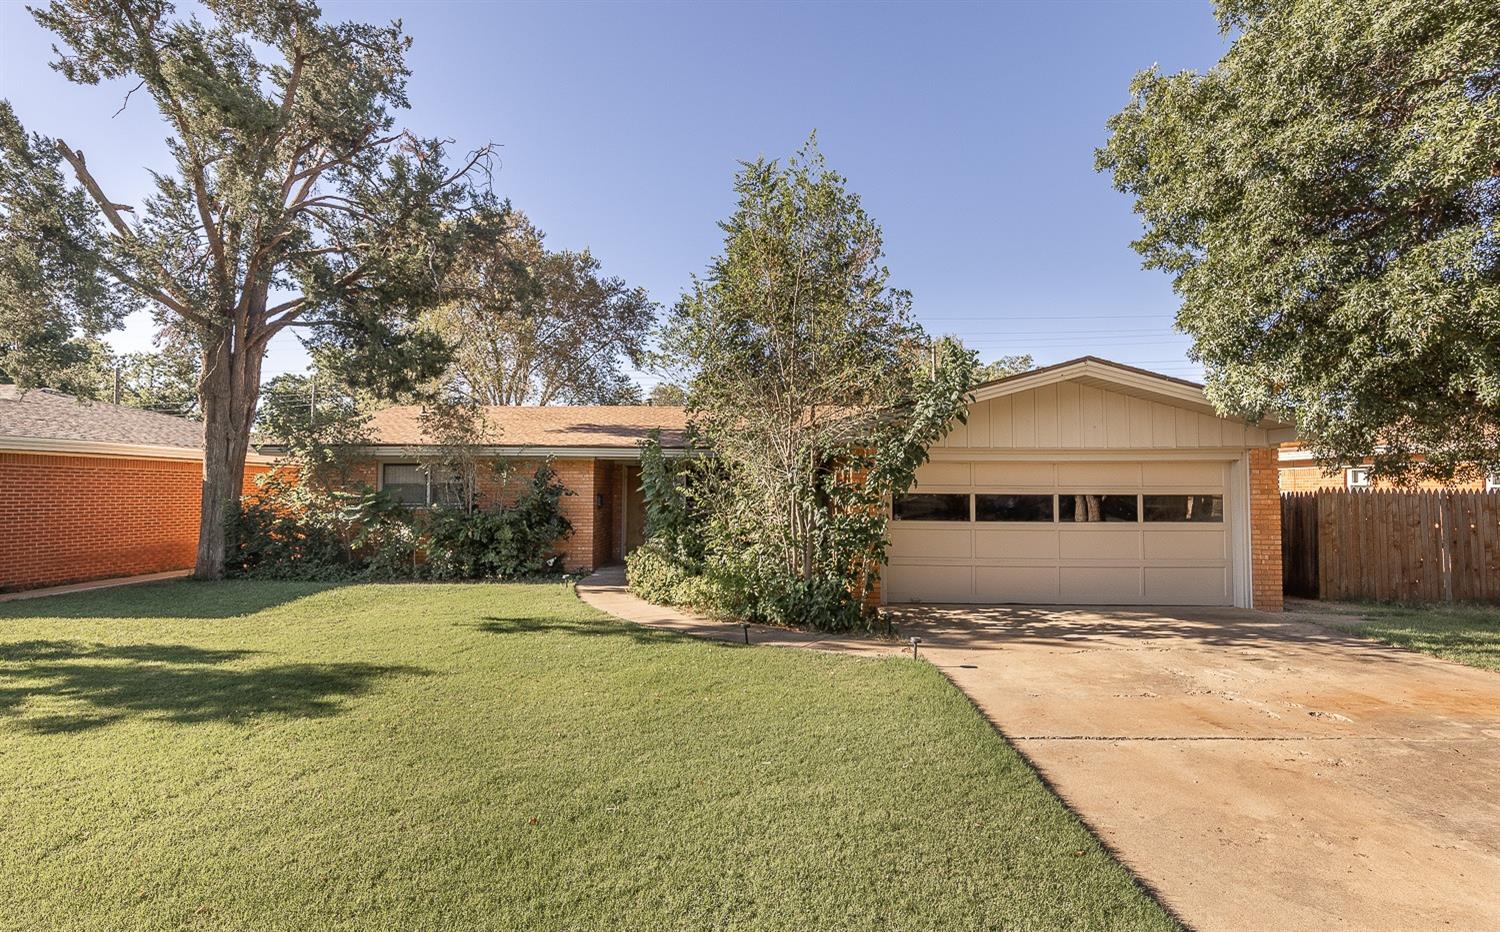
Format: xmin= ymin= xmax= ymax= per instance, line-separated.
xmin=0 ymin=452 xmax=268 ymax=592
xmin=1249 ymin=446 xmax=1283 ymax=612
xmin=350 ymin=456 xmax=614 ymax=574
xmin=1278 ymin=462 xmax=1483 ymax=492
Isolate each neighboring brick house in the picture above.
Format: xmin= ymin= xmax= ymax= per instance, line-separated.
xmin=1277 ymin=443 xmax=1490 ymax=492
xmin=266 ymin=405 xmax=692 ymax=574
xmin=0 ymin=386 xmax=272 ymax=592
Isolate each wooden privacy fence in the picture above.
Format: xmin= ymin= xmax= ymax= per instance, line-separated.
xmin=1282 ymin=490 xmax=1500 ymax=603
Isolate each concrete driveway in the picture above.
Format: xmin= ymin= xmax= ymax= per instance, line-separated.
xmin=884 ymin=604 xmax=1500 ymax=932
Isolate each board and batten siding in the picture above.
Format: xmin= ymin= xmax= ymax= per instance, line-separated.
xmin=933 ymin=382 xmax=1269 ymax=451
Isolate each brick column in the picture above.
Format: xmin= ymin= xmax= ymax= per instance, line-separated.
xmin=551 ymin=458 xmax=599 ymax=573
xmin=1249 ymin=446 xmax=1283 ymax=612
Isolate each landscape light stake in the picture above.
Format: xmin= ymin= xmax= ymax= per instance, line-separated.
xmin=742 ymin=624 xmax=750 ymax=645
xmin=909 ymin=636 xmax=921 ymax=660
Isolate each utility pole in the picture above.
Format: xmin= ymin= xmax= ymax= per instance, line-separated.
xmin=112 ymin=366 xmax=121 ymax=405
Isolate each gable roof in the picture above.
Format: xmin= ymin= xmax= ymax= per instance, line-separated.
xmin=355 ymin=404 xmax=690 ymax=453
xmin=0 ymin=385 xmax=214 ymax=459
xmin=971 ymin=355 xmax=1293 ymax=434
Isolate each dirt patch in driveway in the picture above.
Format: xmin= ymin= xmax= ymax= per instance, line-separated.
xmin=885 ymin=604 xmax=1500 ymax=932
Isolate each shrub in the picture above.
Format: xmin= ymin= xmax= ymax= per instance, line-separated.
xmin=667 ymin=572 xmax=741 ymax=617
xmin=228 ymin=463 xmax=572 ymax=581
xmin=625 ymin=540 xmax=689 ymax=603
xmin=421 ymin=465 xmax=572 ymax=580
xmin=226 ymin=473 xmax=357 ymax=580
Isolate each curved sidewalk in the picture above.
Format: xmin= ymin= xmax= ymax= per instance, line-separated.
xmin=574 ymin=566 xmax=897 ymax=658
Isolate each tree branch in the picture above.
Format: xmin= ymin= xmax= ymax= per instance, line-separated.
xmin=55 ymin=138 xmax=211 ymax=325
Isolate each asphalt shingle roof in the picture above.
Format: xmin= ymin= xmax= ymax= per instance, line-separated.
xmin=362 ymin=405 xmax=689 ymax=449
xmin=0 ymin=385 xmax=204 ymax=450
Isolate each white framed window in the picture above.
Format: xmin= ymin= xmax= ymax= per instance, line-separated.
xmin=1486 ymin=471 xmax=1499 ymax=492
xmin=1345 ymin=466 xmax=1372 ymax=490
xmin=380 ymin=463 xmax=466 ymax=508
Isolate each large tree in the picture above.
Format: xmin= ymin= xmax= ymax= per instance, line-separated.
xmin=426 ymin=211 xmax=653 ymax=405
xmin=2 ymin=0 xmax=497 ymax=576
xmin=1098 ymin=0 xmax=1500 ymax=483
xmin=662 ymin=138 xmax=974 ymax=629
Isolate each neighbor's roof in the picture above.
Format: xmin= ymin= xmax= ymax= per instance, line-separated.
xmin=0 ymin=385 xmax=209 ymax=458
xmin=361 ymin=404 xmax=690 ymax=451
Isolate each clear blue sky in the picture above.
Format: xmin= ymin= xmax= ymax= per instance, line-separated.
xmin=0 ymin=0 xmax=1229 ymax=388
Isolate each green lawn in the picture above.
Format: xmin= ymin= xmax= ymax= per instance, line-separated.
xmin=0 ymin=581 xmax=1173 ymax=931
xmin=1307 ymin=601 xmax=1500 ymax=672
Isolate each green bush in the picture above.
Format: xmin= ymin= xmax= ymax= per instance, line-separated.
xmin=625 ymin=540 xmax=689 ymax=603
xmin=668 ymin=572 xmax=740 ymax=616
xmin=228 ymin=463 xmax=572 ymax=581
xmin=421 ymin=465 xmax=572 ymax=579
xmin=226 ymin=474 xmax=359 ymax=581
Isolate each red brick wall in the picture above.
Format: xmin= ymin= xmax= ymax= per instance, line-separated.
xmin=553 ymin=458 xmax=601 ymax=573
xmin=1249 ymin=446 xmax=1283 ymax=612
xmin=592 ymin=460 xmax=617 ymax=569
xmin=0 ymin=452 xmax=269 ymax=592
xmin=351 ymin=456 xmax=606 ymax=574
xmin=1278 ymin=463 xmax=1483 ymax=492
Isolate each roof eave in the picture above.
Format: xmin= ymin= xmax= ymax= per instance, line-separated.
xmin=1 ymin=435 xmax=278 ymax=464
xmin=971 ymin=356 xmax=1295 ymax=434
xmin=253 ymin=443 xmax=691 ymax=460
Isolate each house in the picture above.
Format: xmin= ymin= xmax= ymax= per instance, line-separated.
xmin=1277 ymin=442 xmax=1491 ymax=492
xmin=0 ymin=385 xmax=272 ymax=592
xmin=885 ymin=357 xmax=1292 ymax=611
xmin=263 ymin=404 xmax=692 ymax=573
xmin=2 ymin=356 xmax=1289 ymax=610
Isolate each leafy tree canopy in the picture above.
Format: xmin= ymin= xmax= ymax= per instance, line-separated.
xmin=4 ymin=0 xmax=499 ymax=576
xmin=426 ymin=210 xmax=653 ymax=405
xmin=660 ymin=136 xmax=975 ymax=629
xmin=646 ymin=382 xmax=687 ymax=406
xmin=0 ymin=100 xmax=129 ymax=393
xmin=976 ymin=353 xmax=1035 ymax=384
xmin=1098 ymin=0 xmax=1500 ymax=483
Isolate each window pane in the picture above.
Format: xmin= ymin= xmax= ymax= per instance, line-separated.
xmin=431 ymin=479 xmax=466 ymax=508
xmin=1143 ymin=494 xmax=1223 ymax=523
xmin=382 ymin=463 xmax=428 ymax=506
xmin=975 ymin=494 xmax=1053 ymax=522
xmin=892 ymin=493 xmax=970 ymax=521
xmin=1058 ymin=493 xmax=1138 ymax=523
xmin=430 ymin=469 xmax=467 ymax=508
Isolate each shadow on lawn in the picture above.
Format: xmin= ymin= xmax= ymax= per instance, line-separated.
xmin=0 ymin=639 xmax=427 ymax=734
xmin=0 ymin=580 xmax=344 ymax=620
xmin=468 ymin=616 xmax=687 ymax=646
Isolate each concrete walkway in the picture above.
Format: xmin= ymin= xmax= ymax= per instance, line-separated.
xmin=576 ymin=567 xmax=895 ymax=658
xmin=0 ymin=569 xmax=190 ymax=603
xmin=577 ymin=571 xmax=1500 ymax=932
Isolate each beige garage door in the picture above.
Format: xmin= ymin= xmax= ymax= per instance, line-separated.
xmin=884 ymin=460 xmax=1232 ymax=605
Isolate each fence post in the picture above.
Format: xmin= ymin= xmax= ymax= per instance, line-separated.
xmin=1440 ymin=492 xmax=1455 ymax=604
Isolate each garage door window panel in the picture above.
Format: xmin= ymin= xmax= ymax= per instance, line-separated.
xmin=1143 ymin=494 xmax=1224 ymax=523
xmin=1058 ymin=493 xmax=1138 ymax=523
xmin=975 ymin=494 xmax=1054 ymax=522
xmin=893 ymin=493 xmax=970 ymax=521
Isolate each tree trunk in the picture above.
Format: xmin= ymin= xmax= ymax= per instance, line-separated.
xmin=193 ymin=317 xmax=265 ymax=580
